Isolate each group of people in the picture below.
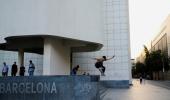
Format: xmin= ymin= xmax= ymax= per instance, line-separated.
xmin=2 ymin=55 xmax=115 ymax=77
xmin=2 ymin=60 xmax=35 ymax=77
xmin=71 ymin=55 xmax=115 ymax=76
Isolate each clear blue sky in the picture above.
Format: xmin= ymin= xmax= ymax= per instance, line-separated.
xmin=129 ymin=0 xmax=170 ymax=58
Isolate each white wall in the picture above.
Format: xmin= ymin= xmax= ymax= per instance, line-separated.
xmin=0 ymin=0 xmax=131 ymax=82
xmin=0 ymin=0 xmax=103 ymax=76
xmin=0 ymin=0 xmax=103 ymax=44
xmin=43 ymin=38 xmax=70 ymax=75
xmin=73 ymin=0 xmax=131 ymax=81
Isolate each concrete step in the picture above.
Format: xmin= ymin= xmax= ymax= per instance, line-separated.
xmin=99 ymin=84 xmax=108 ymax=100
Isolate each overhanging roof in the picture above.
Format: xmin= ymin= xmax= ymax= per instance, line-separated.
xmin=0 ymin=35 xmax=103 ymax=54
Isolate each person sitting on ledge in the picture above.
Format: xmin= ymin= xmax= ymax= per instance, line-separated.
xmin=19 ymin=65 xmax=25 ymax=76
xmin=93 ymin=56 xmax=115 ymax=76
xmin=71 ymin=65 xmax=79 ymax=75
xmin=83 ymin=72 xmax=86 ymax=75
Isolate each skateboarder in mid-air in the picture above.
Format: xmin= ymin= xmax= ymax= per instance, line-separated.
xmin=93 ymin=56 xmax=115 ymax=76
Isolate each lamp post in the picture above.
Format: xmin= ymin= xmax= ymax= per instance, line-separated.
xmin=162 ymin=57 xmax=165 ymax=80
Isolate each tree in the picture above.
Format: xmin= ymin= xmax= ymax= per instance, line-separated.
xmin=144 ymin=45 xmax=149 ymax=58
xmin=149 ymin=50 xmax=162 ymax=72
xmin=132 ymin=66 xmax=137 ymax=78
xmin=162 ymin=53 xmax=170 ymax=72
xmin=144 ymin=45 xmax=164 ymax=80
xmin=135 ymin=62 xmax=145 ymax=77
xmin=144 ymin=45 xmax=152 ymax=76
xmin=143 ymin=45 xmax=170 ymax=80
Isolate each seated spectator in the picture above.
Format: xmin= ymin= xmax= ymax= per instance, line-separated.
xmin=19 ymin=65 xmax=25 ymax=76
xmin=71 ymin=65 xmax=79 ymax=75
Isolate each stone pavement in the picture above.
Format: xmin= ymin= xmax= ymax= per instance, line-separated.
xmin=101 ymin=79 xmax=170 ymax=100
xmin=147 ymin=80 xmax=170 ymax=89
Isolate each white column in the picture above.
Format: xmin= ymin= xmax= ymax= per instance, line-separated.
xmin=43 ymin=38 xmax=70 ymax=75
xmin=18 ymin=49 xmax=24 ymax=67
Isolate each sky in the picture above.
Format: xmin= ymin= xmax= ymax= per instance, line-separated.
xmin=129 ymin=0 xmax=170 ymax=59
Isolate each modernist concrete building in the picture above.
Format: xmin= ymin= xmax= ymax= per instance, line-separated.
xmin=0 ymin=0 xmax=131 ymax=86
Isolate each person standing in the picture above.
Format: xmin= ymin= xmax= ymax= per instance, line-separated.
xmin=93 ymin=56 xmax=115 ymax=76
xmin=2 ymin=62 xmax=9 ymax=77
xmin=19 ymin=65 xmax=25 ymax=76
xmin=11 ymin=62 xmax=18 ymax=76
xmin=28 ymin=60 xmax=35 ymax=76
xmin=140 ymin=75 xmax=143 ymax=84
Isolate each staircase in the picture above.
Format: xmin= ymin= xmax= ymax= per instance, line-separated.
xmin=99 ymin=84 xmax=108 ymax=100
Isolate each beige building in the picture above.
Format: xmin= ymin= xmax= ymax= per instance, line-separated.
xmin=136 ymin=50 xmax=146 ymax=63
xmin=136 ymin=14 xmax=170 ymax=79
xmin=150 ymin=16 xmax=170 ymax=55
xmin=137 ymin=14 xmax=170 ymax=61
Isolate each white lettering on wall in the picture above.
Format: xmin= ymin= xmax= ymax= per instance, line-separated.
xmin=0 ymin=82 xmax=58 ymax=94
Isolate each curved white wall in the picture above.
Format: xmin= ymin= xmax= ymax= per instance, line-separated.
xmin=0 ymin=0 xmax=103 ymax=44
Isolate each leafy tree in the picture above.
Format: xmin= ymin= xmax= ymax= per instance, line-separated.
xmin=144 ymin=45 xmax=149 ymax=58
xmin=162 ymin=53 xmax=170 ymax=72
xmin=149 ymin=50 xmax=162 ymax=72
xmin=144 ymin=45 xmax=152 ymax=75
xmin=135 ymin=62 xmax=145 ymax=75
xmin=143 ymin=45 xmax=170 ymax=80
xmin=132 ymin=66 xmax=136 ymax=77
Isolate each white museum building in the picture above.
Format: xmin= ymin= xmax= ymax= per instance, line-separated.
xmin=0 ymin=0 xmax=131 ymax=87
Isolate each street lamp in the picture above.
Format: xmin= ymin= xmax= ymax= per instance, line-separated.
xmin=162 ymin=57 xmax=165 ymax=80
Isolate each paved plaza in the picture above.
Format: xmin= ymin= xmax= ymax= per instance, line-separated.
xmin=101 ymin=79 xmax=170 ymax=100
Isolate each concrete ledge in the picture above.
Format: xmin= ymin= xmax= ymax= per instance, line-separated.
xmin=0 ymin=75 xmax=100 ymax=100
xmin=100 ymin=80 xmax=129 ymax=88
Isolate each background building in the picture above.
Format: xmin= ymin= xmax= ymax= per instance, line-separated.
xmin=0 ymin=0 xmax=131 ymax=86
xmin=150 ymin=16 xmax=169 ymax=55
xmin=137 ymin=15 xmax=170 ymax=61
xmin=136 ymin=50 xmax=146 ymax=63
xmin=136 ymin=14 xmax=170 ymax=80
